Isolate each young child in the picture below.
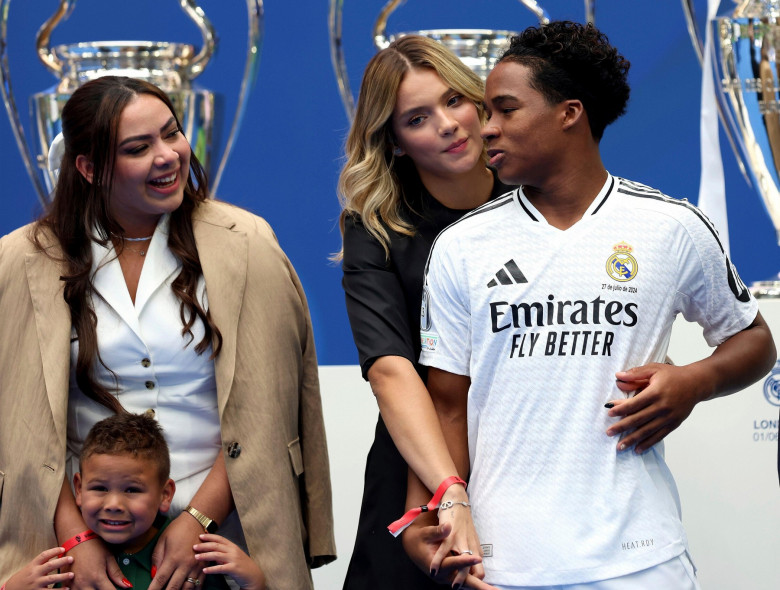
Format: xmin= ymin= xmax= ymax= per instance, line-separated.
xmin=1 ymin=413 xmax=265 ymax=590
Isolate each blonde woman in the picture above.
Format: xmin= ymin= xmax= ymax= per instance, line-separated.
xmin=337 ymin=36 xmax=512 ymax=590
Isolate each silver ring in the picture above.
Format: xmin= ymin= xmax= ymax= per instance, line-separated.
xmin=186 ymin=579 xmax=201 ymax=586
xmin=462 ymin=549 xmax=473 ymax=555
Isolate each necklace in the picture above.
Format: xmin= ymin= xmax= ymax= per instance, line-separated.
xmin=123 ymin=245 xmax=147 ymax=256
xmin=115 ymin=234 xmax=153 ymax=256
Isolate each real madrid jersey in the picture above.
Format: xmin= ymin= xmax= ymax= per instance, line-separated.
xmin=418 ymin=175 xmax=758 ymax=586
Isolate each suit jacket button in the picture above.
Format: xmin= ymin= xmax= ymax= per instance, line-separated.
xmin=227 ymin=442 xmax=241 ymax=458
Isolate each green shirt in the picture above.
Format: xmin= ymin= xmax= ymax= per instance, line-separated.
xmin=110 ymin=514 xmax=230 ymax=590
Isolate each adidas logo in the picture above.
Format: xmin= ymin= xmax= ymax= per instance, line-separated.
xmin=487 ymin=259 xmax=528 ymax=288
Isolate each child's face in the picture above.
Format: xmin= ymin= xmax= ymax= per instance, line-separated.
xmin=74 ymin=452 xmax=175 ymax=551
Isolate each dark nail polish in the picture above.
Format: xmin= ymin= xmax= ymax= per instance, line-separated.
xmin=604 ymin=402 xmax=614 ymax=408
xmin=430 ymin=569 xmax=437 ymax=578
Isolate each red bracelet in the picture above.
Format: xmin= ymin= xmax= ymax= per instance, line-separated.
xmin=59 ymin=529 xmax=99 ymax=556
xmin=387 ymin=475 xmax=467 ymax=537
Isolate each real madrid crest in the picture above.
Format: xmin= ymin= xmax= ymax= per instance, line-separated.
xmin=764 ymin=360 xmax=780 ymax=408
xmin=606 ymin=242 xmax=638 ymax=282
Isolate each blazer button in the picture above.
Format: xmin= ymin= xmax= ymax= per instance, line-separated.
xmin=227 ymin=442 xmax=242 ymax=458
xmin=145 ymin=381 xmax=155 ymax=390
xmin=141 ymin=358 xmax=151 ymax=368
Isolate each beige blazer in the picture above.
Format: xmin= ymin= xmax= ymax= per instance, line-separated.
xmin=0 ymin=200 xmax=335 ymax=589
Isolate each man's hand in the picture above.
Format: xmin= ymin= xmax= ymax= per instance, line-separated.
xmin=606 ymin=362 xmax=705 ymax=453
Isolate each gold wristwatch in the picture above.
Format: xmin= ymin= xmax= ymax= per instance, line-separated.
xmin=183 ymin=505 xmax=219 ymax=533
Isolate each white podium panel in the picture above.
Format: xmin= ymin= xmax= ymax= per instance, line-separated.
xmin=665 ymin=300 xmax=780 ymax=590
xmin=312 ymin=365 xmax=377 ymax=590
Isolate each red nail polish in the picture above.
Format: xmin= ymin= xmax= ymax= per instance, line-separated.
xmin=123 ymin=579 xmax=133 ymax=588
xmin=151 ymin=565 xmax=157 ymax=578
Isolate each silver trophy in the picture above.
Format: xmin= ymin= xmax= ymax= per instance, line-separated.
xmin=330 ymin=0 xmax=592 ymax=122
xmin=0 ymin=0 xmax=263 ymax=206
xmin=684 ymin=0 xmax=780 ymax=296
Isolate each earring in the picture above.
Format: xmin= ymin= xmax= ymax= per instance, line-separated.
xmin=393 ymin=146 xmax=403 ymax=156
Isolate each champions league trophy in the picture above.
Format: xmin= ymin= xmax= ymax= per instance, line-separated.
xmin=0 ymin=0 xmax=263 ymax=206
xmin=683 ymin=0 xmax=780 ymax=296
xmin=330 ymin=1 xmax=602 ymax=121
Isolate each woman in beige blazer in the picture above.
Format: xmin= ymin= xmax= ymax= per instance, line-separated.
xmin=0 ymin=76 xmax=334 ymax=590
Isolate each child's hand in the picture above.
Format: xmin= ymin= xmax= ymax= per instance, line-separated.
xmin=4 ymin=548 xmax=74 ymax=590
xmin=193 ymin=534 xmax=265 ymax=590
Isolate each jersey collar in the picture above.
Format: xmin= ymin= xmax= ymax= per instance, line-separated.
xmin=514 ymin=173 xmax=616 ymax=225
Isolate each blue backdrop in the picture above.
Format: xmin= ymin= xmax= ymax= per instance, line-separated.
xmin=1 ymin=0 xmax=778 ymax=365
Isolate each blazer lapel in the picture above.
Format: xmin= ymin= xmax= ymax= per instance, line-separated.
xmin=193 ymin=203 xmax=247 ymax=415
xmin=25 ymin=249 xmax=71 ymax=445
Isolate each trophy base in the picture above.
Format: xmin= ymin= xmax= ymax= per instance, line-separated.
xmin=750 ymin=273 xmax=780 ymax=298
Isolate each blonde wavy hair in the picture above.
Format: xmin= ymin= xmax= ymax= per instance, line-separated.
xmin=335 ymin=35 xmax=487 ymax=260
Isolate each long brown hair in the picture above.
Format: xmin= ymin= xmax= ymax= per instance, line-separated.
xmin=33 ymin=76 xmax=222 ymax=413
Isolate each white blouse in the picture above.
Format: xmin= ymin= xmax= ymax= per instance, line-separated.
xmin=66 ymin=215 xmax=221 ymax=516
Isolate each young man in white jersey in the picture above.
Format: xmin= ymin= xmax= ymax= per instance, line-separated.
xmin=404 ymin=20 xmax=776 ymax=590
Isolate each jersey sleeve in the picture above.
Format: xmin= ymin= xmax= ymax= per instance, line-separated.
xmin=418 ymin=235 xmax=472 ymax=376
xmin=342 ymin=214 xmax=416 ymax=379
xmin=675 ymin=207 xmax=758 ymax=346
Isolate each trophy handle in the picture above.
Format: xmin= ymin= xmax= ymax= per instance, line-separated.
xmin=516 ymin=1 xmax=551 ymax=26
xmin=35 ymin=0 xmax=74 ymax=77
xmin=1 ymin=0 xmax=51 ymax=205
xmin=373 ymin=0 xmax=551 ymax=50
xmin=178 ymin=0 xmax=217 ymax=79
xmin=584 ymin=0 xmax=596 ymax=24
xmin=328 ymin=0 xmax=356 ymax=120
xmin=372 ymin=0 xmax=403 ymax=50
xmin=209 ymin=0 xmax=264 ymax=195
xmin=680 ymin=0 xmax=751 ymax=185
xmin=681 ymin=0 xmax=705 ymax=62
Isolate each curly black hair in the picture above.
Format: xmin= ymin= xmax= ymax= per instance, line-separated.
xmin=498 ymin=21 xmax=630 ymax=141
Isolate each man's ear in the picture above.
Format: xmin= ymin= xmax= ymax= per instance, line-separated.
xmin=159 ymin=478 xmax=176 ymax=514
xmin=75 ymin=155 xmax=95 ymax=184
xmin=73 ymin=472 xmax=83 ymax=507
xmin=561 ymin=99 xmax=585 ymax=130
